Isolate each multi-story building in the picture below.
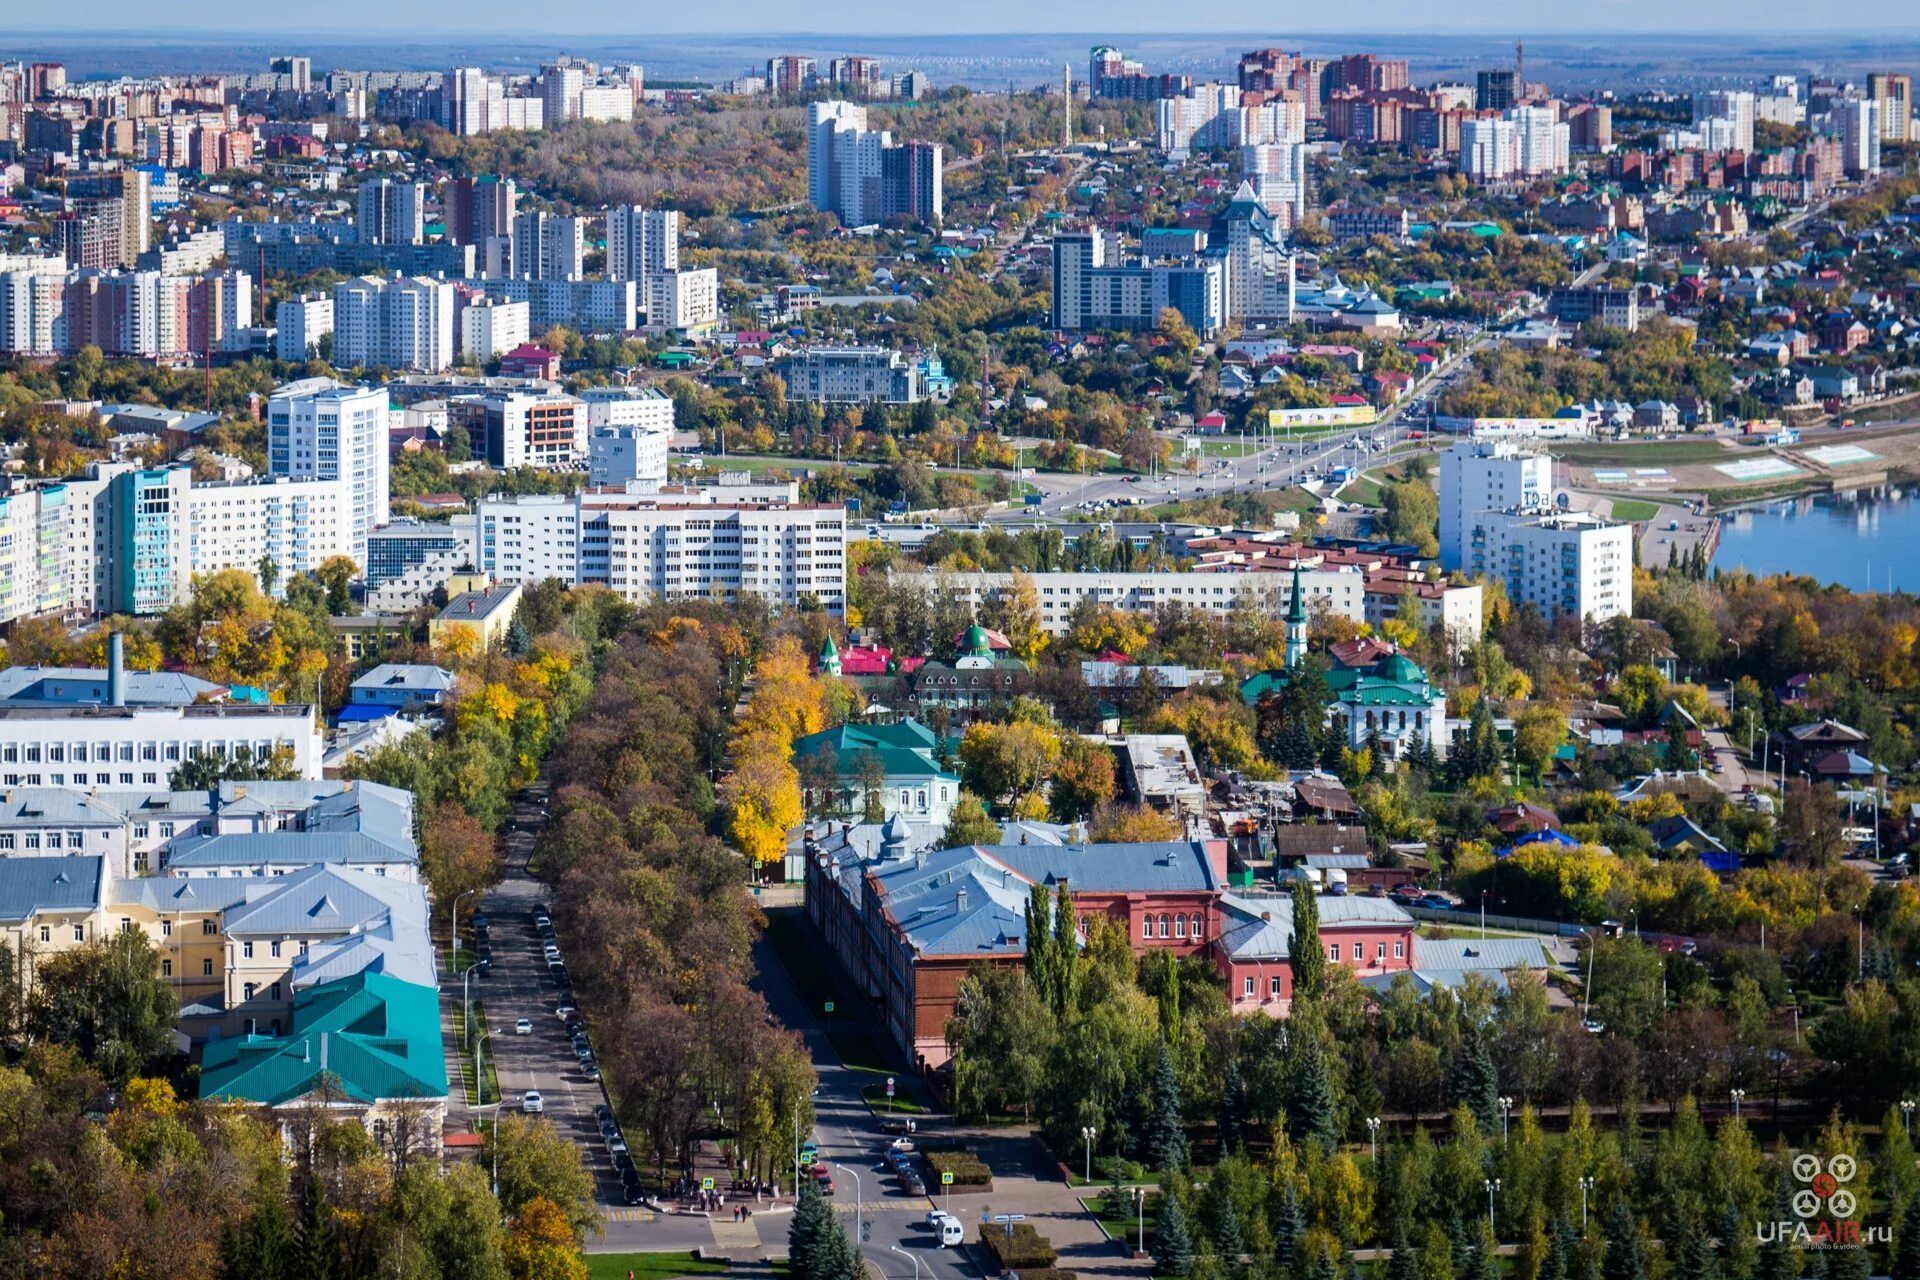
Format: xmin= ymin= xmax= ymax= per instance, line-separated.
xmin=588 ymin=425 xmax=672 ymax=487
xmin=772 ymin=346 xmax=922 ymax=404
xmin=446 ymin=391 xmax=584 ymax=469
xmin=1461 ymin=116 xmax=1518 ymax=181
xmin=1509 ymin=105 xmax=1570 ymax=176
xmin=1051 ymin=231 xmax=1225 ymax=338
xmin=0 ymin=700 xmax=321 ymax=789
xmin=365 ymin=518 xmax=472 ymax=588
xmin=767 ymin=56 xmax=817 ymax=98
xmin=1838 ymin=97 xmax=1883 ymax=177
xmin=471 ymin=277 xmax=635 ymax=335
xmin=828 ymin=56 xmax=885 ymax=98
xmin=1439 ymin=440 xmax=1554 ymax=571
xmin=354 ymin=177 xmax=424 ymax=245
xmin=643 ymin=267 xmax=720 ymax=336
xmin=541 ymin=63 xmax=586 ymax=125
xmin=1867 ymin=73 xmax=1912 ymax=143
xmin=1475 ymin=69 xmax=1516 ymax=112
xmin=1692 ymin=89 xmax=1756 ymax=154
xmin=1221 ymin=184 xmax=1298 ymax=323
xmin=266 ymin=378 xmax=391 ymax=564
xmin=0 ymin=267 xmax=252 ymax=359
xmin=580 ymin=384 xmax=675 ymax=431
xmin=1547 ymin=284 xmax=1640 ymax=332
xmin=457 ymin=297 xmax=530 ymax=362
xmin=507 ymin=210 xmax=583 ymax=281
xmin=889 ymin=567 xmax=1364 ymax=636
xmin=331 ymin=274 xmax=455 ymax=372
xmin=1327 ymin=206 xmax=1411 ymax=243
xmin=442 ymin=67 xmax=545 ymax=135
xmin=605 ymin=205 xmax=679 ymax=281
xmin=64 ymin=170 xmax=150 ymax=268
xmin=275 ymin=292 xmax=332 ymax=361
xmin=806 ymin=101 xmax=943 ymax=226
xmin=447 ymin=174 xmax=518 ymax=247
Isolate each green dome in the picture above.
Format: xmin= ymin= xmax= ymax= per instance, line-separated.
xmin=963 ymin=625 xmax=991 ymax=655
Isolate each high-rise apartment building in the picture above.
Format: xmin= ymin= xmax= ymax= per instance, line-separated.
xmin=355 ymin=178 xmax=425 ymax=246
xmin=508 ymin=211 xmax=584 ymax=281
xmin=1867 ymin=73 xmax=1912 ymax=143
xmin=541 ymin=63 xmax=587 ymax=124
xmin=441 ymin=68 xmax=545 ymax=135
xmin=605 ymin=206 xmax=680 ymax=281
xmin=275 ymin=293 xmax=332 ymax=361
xmin=1838 ymin=97 xmax=1883 ymax=177
xmin=767 ymin=56 xmax=817 ymax=97
xmin=448 ymin=176 xmax=518 ymax=247
xmin=806 ymin=101 xmax=943 ymax=226
xmin=331 ymin=275 xmax=456 ymax=372
xmin=266 ymin=378 xmax=392 ymax=564
xmin=269 ymin=55 xmax=312 ymax=93
xmin=1461 ymin=117 xmax=1518 ymax=181
xmin=447 ymin=392 xmax=585 ymax=469
xmin=457 ymin=298 xmax=530 ymax=362
xmin=1475 ymin=69 xmax=1516 ymax=112
xmin=1509 ymin=105 xmax=1570 ymax=176
xmin=1439 ymin=440 xmax=1553 ymax=570
xmin=1051 ymin=231 xmax=1225 ymax=338
xmin=65 ymin=171 xmax=150 ymax=268
xmin=829 ymin=57 xmax=885 ymax=98
xmin=1691 ymin=90 xmax=1756 ymax=153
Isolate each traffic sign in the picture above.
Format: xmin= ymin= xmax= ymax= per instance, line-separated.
xmin=824 ymin=1001 xmax=835 ymax=1014
xmin=941 ymin=1172 xmax=954 ymax=1186
xmin=701 ymin=1177 xmax=715 ymax=1191
xmin=886 ymin=1076 xmax=896 ymax=1097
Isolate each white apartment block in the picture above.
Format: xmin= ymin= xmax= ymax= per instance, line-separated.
xmin=606 ymin=206 xmax=680 ymax=281
xmin=447 ymin=392 xmax=585 ymax=469
xmin=1461 ymin=117 xmax=1519 ymax=181
xmin=580 ymin=385 xmax=676 ymax=431
xmin=331 ymin=275 xmax=456 ymax=372
xmin=186 ymin=475 xmax=357 ymax=596
xmin=0 ymin=703 xmax=323 ymax=787
xmin=643 ymin=267 xmax=719 ymax=335
xmin=473 ymin=277 xmax=636 ymax=334
xmin=275 ymin=293 xmax=332 ymax=361
xmin=1491 ymin=514 xmax=1634 ymax=623
xmin=1438 ymin=440 xmax=1554 ymax=572
xmin=588 ymin=425 xmax=671 ymax=487
xmin=603 ymin=504 xmax=846 ymax=612
xmin=1509 ymin=106 xmax=1570 ymax=177
xmin=541 ymin=64 xmax=586 ymax=124
xmin=1692 ymin=90 xmax=1756 ymax=153
xmin=889 ymin=569 xmax=1365 ymax=636
xmin=1155 ymin=83 xmax=1242 ymax=154
xmin=475 ymin=491 xmax=845 ymax=611
xmin=458 ymin=297 xmax=531 ymax=362
xmin=355 ymin=178 xmax=425 ymax=246
xmin=266 ymin=378 xmax=391 ymax=564
xmin=578 ymin=83 xmax=634 ymax=122
xmin=442 ymin=67 xmax=546 ymax=135
xmin=1838 ymin=98 xmax=1883 ymax=177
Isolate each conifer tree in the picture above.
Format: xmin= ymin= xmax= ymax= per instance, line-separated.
xmin=1147 ymin=1042 xmax=1188 ymax=1171
xmin=1290 ymin=881 xmax=1324 ymax=1003
xmin=296 ymin=1177 xmax=338 ymax=1280
xmin=789 ymin=1166 xmax=831 ymax=1279
xmin=1218 ymin=1057 xmax=1247 ymax=1154
xmin=1602 ymin=1200 xmax=1647 ymax=1280
xmin=1894 ymin=1194 xmax=1920 ymax=1280
xmin=1153 ymin=1189 xmax=1196 ymax=1277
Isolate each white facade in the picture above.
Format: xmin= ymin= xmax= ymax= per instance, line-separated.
xmin=475 ymin=494 xmax=581 ymax=586
xmin=606 ymin=206 xmax=680 ymax=281
xmin=265 ymin=379 xmax=391 ymax=566
xmin=643 ymin=267 xmax=719 ymax=335
xmin=1491 ymin=514 xmax=1634 ymax=623
xmin=331 ymin=275 xmax=456 ymax=372
xmin=1461 ymin=118 xmax=1518 ymax=181
xmin=458 ymin=298 xmax=531 ymax=362
xmin=443 ymin=68 xmax=546 ymax=135
xmin=355 ymin=178 xmax=425 ymax=245
xmin=578 ymin=83 xmax=634 ymax=122
xmin=808 ymin=100 xmax=869 ymax=215
xmin=1155 ymin=83 xmax=1241 ymax=154
xmin=1509 ymin=106 xmax=1570 ymax=177
xmin=186 ymin=475 xmax=357 ymax=595
xmin=1838 ymin=98 xmax=1883 ymax=177
xmin=1438 ymin=440 xmax=1554 ymax=571
xmin=0 ymin=704 xmax=323 ymax=787
xmin=473 ymin=277 xmax=635 ymax=334
xmin=1692 ymin=90 xmax=1756 ymax=153
xmin=890 ymin=569 xmax=1365 ymax=636
xmin=587 ymin=425 xmax=671 ymax=487
xmin=580 ymin=385 xmax=676 ymax=431
xmin=541 ymin=65 xmax=586 ymax=125
xmin=275 ymin=293 xmax=332 ymax=362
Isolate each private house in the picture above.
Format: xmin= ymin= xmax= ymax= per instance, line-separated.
xmin=430 ymin=584 xmax=523 ymax=653
xmin=1771 ymin=719 xmax=1873 ymax=779
xmin=1214 ymin=892 xmax=1415 ymax=1013
xmin=347 ymin=664 xmax=457 ymax=711
xmin=1358 ymin=936 xmax=1549 ymax=996
xmin=903 ymin=626 xmax=1029 ymax=725
xmin=792 ymin=720 xmax=960 ymax=829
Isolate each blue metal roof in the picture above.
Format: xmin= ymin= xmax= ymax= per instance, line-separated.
xmin=0 ymin=855 xmax=104 ymax=921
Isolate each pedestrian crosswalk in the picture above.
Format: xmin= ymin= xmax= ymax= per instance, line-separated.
xmin=831 ymin=1201 xmax=937 ymax=1213
xmin=603 ymin=1209 xmax=658 ymax=1222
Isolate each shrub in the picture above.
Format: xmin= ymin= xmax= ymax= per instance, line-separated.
xmin=925 ymin=1149 xmax=993 ymax=1187
xmin=980 ymin=1223 xmax=1057 ymax=1270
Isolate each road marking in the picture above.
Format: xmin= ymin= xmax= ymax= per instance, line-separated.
xmin=711 ymin=1219 xmax=763 ymax=1249
xmin=603 ymin=1209 xmax=659 ymax=1222
xmin=831 ymin=1201 xmax=939 ymax=1213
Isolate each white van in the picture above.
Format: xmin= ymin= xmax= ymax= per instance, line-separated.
xmin=935 ymin=1215 xmax=965 ymax=1247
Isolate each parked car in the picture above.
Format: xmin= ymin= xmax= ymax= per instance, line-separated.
xmin=522 ymin=1091 xmax=543 ymax=1113
xmin=1419 ymin=894 xmax=1454 ymax=911
xmin=514 ymin=1019 xmax=532 ymax=1035
xmin=581 ymin=1061 xmax=602 ymax=1081
xmin=607 ymin=1135 xmax=629 ymax=1157
xmin=623 ymin=1184 xmax=649 ymax=1206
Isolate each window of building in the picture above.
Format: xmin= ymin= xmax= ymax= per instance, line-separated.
xmin=71 ymin=925 xmax=84 ymax=942
xmin=270 ymin=941 xmax=282 ymax=958
xmin=119 ymin=918 xmax=132 ymax=933
xmin=269 ymin=983 xmax=281 ymax=1002
xmin=0 ymin=835 xmax=12 ymax=851
xmin=1393 ymin=940 xmax=1405 ymax=959
xmin=68 ymin=832 xmax=84 ymax=848
xmin=1352 ymin=942 xmax=1363 ymax=961
xmin=133 ymin=824 xmax=149 ymax=840
xmin=23 ymin=834 xmax=39 ymax=850
xmin=161 ymin=959 xmax=173 ymax=977
xmin=1190 ymin=914 xmax=1204 ymax=940
xmin=1173 ymin=915 xmax=1186 ymax=938
xmin=1158 ymin=914 xmax=1171 ymax=938
xmin=203 ymin=959 xmax=214 ymax=976
xmin=1141 ymin=917 xmax=1152 ymax=939
xmin=1327 ymin=943 xmax=1339 ymax=961
xmin=1242 ymin=976 xmax=1254 ymax=997
xmin=37 ymin=926 xmax=49 ymax=944
xmin=243 ymin=983 xmax=256 ymax=1001
xmin=242 ymin=941 xmax=254 ymax=959
xmin=1270 ymin=976 xmax=1283 ymax=998
xmin=159 ymin=822 xmax=174 ymax=838
xmin=1376 ymin=942 xmax=1387 ymax=960
xmin=202 ymin=919 xmax=217 ymax=935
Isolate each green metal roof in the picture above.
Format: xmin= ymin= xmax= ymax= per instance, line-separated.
xmin=199 ymin=971 xmax=447 ymax=1107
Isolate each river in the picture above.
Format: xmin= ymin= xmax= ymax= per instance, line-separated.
xmin=1713 ymin=487 xmax=1919 ymax=592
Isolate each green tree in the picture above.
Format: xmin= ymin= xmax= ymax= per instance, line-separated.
xmin=1386 ymin=1222 xmax=1421 ymax=1280
xmin=1287 ymin=1033 xmax=1339 ymax=1147
xmin=790 ymin=1169 xmax=831 ymax=1279
xmin=1218 ymin=1056 xmax=1247 ymax=1153
xmin=25 ymin=931 xmax=179 ymax=1083
xmin=1601 ymin=1200 xmax=1646 ymax=1280
xmin=1446 ymin=1032 xmax=1499 ymax=1135
xmin=1153 ymin=1188 xmax=1196 ymax=1276
xmin=485 ymin=1114 xmax=597 ymax=1240
xmin=941 ymin=792 xmax=1002 ymax=848
xmin=1146 ymin=1042 xmax=1188 ymax=1171
xmin=1291 ymin=880 xmax=1325 ymax=1003
xmin=297 ymin=1176 xmax=339 ymax=1280
xmin=1893 ymin=1193 xmax=1920 ymax=1280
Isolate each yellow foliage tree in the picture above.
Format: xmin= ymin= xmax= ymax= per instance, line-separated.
xmin=1067 ymin=604 xmax=1151 ymax=657
xmin=502 ymin=1196 xmax=587 ymax=1280
xmin=724 ymin=746 xmax=805 ymax=865
xmin=1086 ymin=802 xmax=1181 ymax=842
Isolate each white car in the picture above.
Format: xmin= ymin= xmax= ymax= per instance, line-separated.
xmin=522 ymin=1091 xmax=544 ymax=1113
xmin=514 ymin=1018 xmax=533 ymax=1035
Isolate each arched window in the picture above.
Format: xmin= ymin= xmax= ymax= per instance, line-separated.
xmin=1190 ymin=913 xmax=1205 ymax=940
xmin=1141 ymin=916 xmax=1152 ymax=939
xmin=1174 ymin=915 xmax=1186 ymax=938
xmin=1158 ymin=913 xmax=1171 ymax=938
xmin=1365 ymin=710 xmax=1376 ymax=730
xmin=1415 ymin=712 xmax=1425 ymax=729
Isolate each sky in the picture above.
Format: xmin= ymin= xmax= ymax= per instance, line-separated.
xmin=19 ymin=0 xmax=1920 ymax=35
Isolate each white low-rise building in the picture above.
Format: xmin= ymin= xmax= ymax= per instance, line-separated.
xmin=889 ymin=568 xmax=1365 ymax=635
xmin=0 ymin=703 xmax=322 ymax=789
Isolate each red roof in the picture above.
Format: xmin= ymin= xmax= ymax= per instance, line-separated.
xmin=503 ymin=343 xmax=553 ymax=360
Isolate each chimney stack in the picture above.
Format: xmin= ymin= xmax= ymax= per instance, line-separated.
xmin=108 ymin=632 xmax=125 ymax=707
xmin=955 ymin=886 xmax=969 ymax=914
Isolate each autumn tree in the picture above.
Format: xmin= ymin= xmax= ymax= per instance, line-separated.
xmin=1086 ymin=802 xmax=1180 ymax=842
xmin=501 ymin=1196 xmax=587 ymax=1280
xmin=421 ymin=800 xmax=501 ymax=907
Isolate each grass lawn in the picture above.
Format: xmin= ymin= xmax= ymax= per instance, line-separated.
xmin=451 ymin=1001 xmax=500 ymax=1105
xmin=585 ymin=1252 xmax=730 ymax=1280
xmin=1088 ymin=1193 xmax=1160 ymax=1242
xmin=1609 ymin=498 xmax=1661 ymax=522
xmin=861 ymin=1082 xmax=929 ymax=1115
xmin=1554 ymin=441 xmax=1731 ymax=465
xmin=1194 ymin=438 xmax=1261 ymax=457
xmin=1340 ymin=473 xmax=1386 ymax=506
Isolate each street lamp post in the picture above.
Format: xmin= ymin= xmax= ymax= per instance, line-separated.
xmin=450 ymin=886 xmax=482 ymax=967
xmin=1365 ymin=1116 xmax=1382 ymax=1165
xmin=1080 ymin=1126 xmax=1098 ymax=1186
xmin=890 ymin=1246 xmax=923 ymax=1280
xmin=1498 ymin=1097 xmax=1513 ymax=1145
xmin=1578 ymin=1177 xmax=1595 ymax=1231
xmin=1902 ymin=1100 xmax=1915 ymax=1138
xmin=1484 ymin=1178 xmax=1501 ymax=1237
xmin=1731 ymin=1088 xmax=1745 ymax=1121
xmin=834 ymin=1163 xmax=863 ymax=1250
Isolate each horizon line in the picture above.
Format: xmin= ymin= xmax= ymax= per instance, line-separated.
xmin=13 ymin=24 xmax=1920 ymax=39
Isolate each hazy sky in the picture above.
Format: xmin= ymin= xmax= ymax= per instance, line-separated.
xmin=20 ymin=0 xmax=1920 ymax=35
